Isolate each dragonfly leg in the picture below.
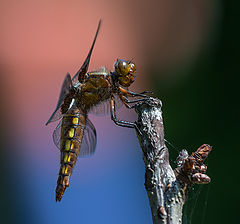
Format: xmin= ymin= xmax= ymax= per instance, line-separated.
xmin=110 ymin=96 xmax=135 ymax=128
xmin=119 ymin=87 xmax=151 ymax=98
xmin=119 ymin=94 xmax=149 ymax=109
xmin=138 ymin=90 xmax=154 ymax=95
xmin=110 ymin=96 xmax=142 ymax=129
xmin=123 ymin=96 xmax=149 ymax=104
xmin=110 ymin=96 xmax=143 ymax=135
xmin=119 ymin=94 xmax=133 ymax=109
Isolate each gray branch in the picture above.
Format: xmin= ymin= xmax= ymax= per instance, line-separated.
xmin=134 ymin=98 xmax=211 ymax=224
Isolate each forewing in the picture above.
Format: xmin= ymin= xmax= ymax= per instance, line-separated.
xmin=46 ymin=73 xmax=72 ymax=125
xmin=89 ymin=94 xmax=123 ymax=115
xmin=53 ymin=120 xmax=62 ymax=149
xmin=72 ymin=20 xmax=102 ymax=85
xmin=79 ymin=118 xmax=97 ymax=157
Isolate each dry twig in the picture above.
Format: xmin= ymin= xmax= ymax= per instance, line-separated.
xmin=134 ymin=98 xmax=212 ymax=224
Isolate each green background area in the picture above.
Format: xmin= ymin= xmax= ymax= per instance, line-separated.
xmin=151 ymin=1 xmax=239 ymax=223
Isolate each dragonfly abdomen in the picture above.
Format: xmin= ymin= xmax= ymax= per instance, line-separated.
xmin=55 ymin=108 xmax=86 ymax=202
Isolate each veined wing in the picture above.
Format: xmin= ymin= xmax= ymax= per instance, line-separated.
xmin=47 ymin=20 xmax=101 ymax=125
xmin=46 ymin=73 xmax=72 ymax=125
xmin=72 ymin=20 xmax=102 ymax=85
xmin=52 ymin=117 xmax=97 ymax=157
xmin=80 ymin=118 xmax=97 ymax=157
xmin=53 ymin=120 xmax=62 ymax=148
xmin=89 ymin=94 xmax=123 ymax=115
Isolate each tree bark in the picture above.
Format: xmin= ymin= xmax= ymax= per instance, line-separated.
xmin=134 ymin=98 xmax=211 ymax=224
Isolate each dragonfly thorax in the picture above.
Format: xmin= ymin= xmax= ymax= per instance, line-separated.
xmin=114 ymin=59 xmax=136 ymax=87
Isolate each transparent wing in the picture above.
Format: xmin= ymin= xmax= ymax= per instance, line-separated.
xmin=72 ymin=20 xmax=102 ymax=85
xmin=52 ymin=118 xmax=97 ymax=157
xmin=46 ymin=73 xmax=72 ymax=125
xmin=89 ymin=94 xmax=123 ymax=115
xmin=53 ymin=120 xmax=62 ymax=149
xmin=79 ymin=118 xmax=97 ymax=157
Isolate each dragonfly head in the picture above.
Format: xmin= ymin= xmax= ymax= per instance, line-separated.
xmin=114 ymin=59 xmax=136 ymax=87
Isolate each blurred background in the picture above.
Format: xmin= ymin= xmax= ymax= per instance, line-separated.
xmin=0 ymin=0 xmax=238 ymax=223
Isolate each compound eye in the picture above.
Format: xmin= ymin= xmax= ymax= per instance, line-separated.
xmin=115 ymin=59 xmax=128 ymax=76
xmin=129 ymin=63 xmax=136 ymax=73
xmin=121 ymin=61 xmax=127 ymax=69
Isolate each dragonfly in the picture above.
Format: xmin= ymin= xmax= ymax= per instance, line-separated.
xmin=46 ymin=20 xmax=150 ymax=202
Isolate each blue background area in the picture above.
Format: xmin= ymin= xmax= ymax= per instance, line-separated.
xmin=2 ymin=115 xmax=153 ymax=224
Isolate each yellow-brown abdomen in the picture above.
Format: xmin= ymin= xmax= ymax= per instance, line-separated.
xmin=55 ymin=108 xmax=86 ymax=202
